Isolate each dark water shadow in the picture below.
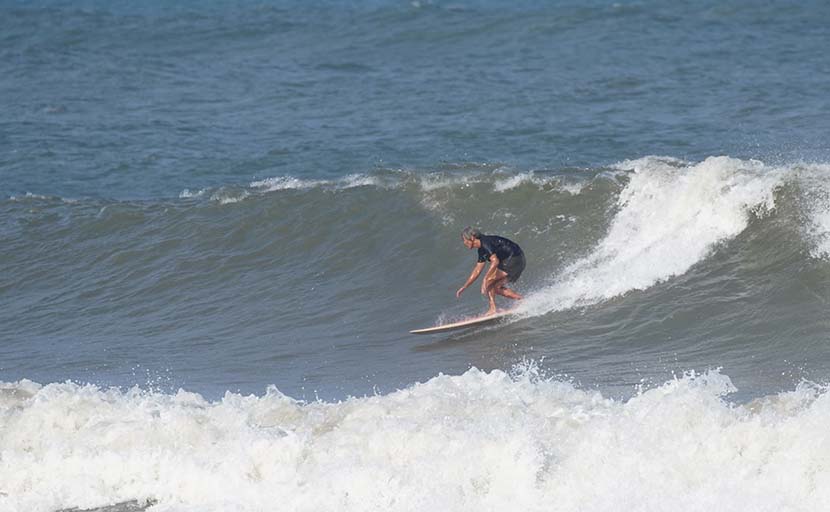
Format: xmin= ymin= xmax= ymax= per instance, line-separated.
xmin=56 ymin=499 xmax=156 ymax=512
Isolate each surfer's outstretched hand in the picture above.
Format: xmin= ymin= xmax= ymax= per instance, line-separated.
xmin=456 ymin=286 xmax=466 ymax=298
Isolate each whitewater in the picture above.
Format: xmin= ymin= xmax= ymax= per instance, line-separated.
xmin=3 ymin=367 xmax=830 ymax=512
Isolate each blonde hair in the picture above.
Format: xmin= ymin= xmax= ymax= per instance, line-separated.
xmin=462 ymin=227 xmax=481 ymax=241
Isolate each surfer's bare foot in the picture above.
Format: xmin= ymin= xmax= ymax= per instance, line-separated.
xmin=485 ymin=308 xmax=498 ymax=316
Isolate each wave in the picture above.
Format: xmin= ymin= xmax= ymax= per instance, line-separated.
xmin=6 ymin=155 xmax=830 ymax=330
xmin=795 ymin=164 xmax=830 ymax=259
xmin=5 ymin=155 xmax=830 ymax=403
xmin=170 ymin=166 xmax=601 ymax=202
xmin=1 ymin=367 xmax=828 ymax=512
xmin=518 ymin=156 xmax=789 ymax=317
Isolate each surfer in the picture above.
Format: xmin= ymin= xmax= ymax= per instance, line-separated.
xmin=456 ymin=227 xmax=525 ymax=315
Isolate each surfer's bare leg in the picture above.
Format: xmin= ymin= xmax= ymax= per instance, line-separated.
xmin=483 ymin=272 xmax=510 ymax=315
xmin=496 ymin=286 xmax=524 ymax=300
xmin=485 ymin=287 xmax=498 ymax=315
xmin=495 ymin=285 xmax=522 ymax=300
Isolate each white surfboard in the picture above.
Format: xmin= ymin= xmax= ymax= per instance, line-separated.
xmin=409 ymin=310 xmax=514 ymax=335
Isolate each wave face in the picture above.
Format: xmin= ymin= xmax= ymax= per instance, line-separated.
xmin=3 ymin=368 xmax=830 ymax=512
xmin=4 ymin=156 xmax=830 ymax=404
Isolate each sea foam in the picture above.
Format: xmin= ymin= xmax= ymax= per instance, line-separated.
xmin=1 ymin=369 xmax=829 ymax=512
xmin=794 ymin=163 xmax=830 ymax=259
xmin=520 ymin=156 xmax=786 ymax=316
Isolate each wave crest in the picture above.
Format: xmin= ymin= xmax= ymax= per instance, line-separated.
xmin=521 ymin=156 xmax=786 ymax=316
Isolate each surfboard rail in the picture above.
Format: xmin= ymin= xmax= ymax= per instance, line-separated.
xmin=409 ymin=310 xmax=514 ymax=334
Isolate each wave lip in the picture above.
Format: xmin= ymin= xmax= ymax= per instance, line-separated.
xmin=521 ymin=155 xmax=786 ymax=317
xmin=792 ymin=163 xmax=830 ymax=259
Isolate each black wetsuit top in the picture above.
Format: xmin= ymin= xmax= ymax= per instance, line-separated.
xmin=477 ymin=235 xmax=525 ymax=281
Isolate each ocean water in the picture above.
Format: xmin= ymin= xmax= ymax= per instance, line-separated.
xmin=3 ymin=1 xmax=830 ymax=511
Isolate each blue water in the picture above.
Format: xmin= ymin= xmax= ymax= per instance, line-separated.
xmin=5 ymin=1 xmax=829 ymax=202
xmin=4 ymin=4 xmax=830 ymax=509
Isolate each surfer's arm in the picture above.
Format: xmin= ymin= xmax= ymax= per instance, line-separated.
xmin=456 ymin=262 xmax=486 ymax=298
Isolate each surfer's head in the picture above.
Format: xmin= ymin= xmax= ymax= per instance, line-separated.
xmin=461 ymin=227 xmax=481 ymax=248
xmin=462 ymin=227 xmax=481 ymax=241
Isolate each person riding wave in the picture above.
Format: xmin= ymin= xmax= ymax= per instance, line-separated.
xmin=456 ymin=227 xmax=525 ymax=315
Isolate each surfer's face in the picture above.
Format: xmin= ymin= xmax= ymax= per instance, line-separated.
xmin=462 ymin=236 xmax=476 ymax=249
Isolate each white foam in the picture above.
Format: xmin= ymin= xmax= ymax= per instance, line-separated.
xmin=241 ymin=169 xmax=582 ymax=198
xmin=419 ymin=170 xmax=575 ymax=194
xmin=492 ymin=172 xmax=540 ymax=192
xmin=339 ymin=173 xmax=380 ymax=189
xmin=417 ymin=173 xmax=480 ymax=192
xmin=210 ymin=189 xmax=249 ymax=205
xmin=521 ymin=156 xmax=786 ymax=316
xmin=559 ymin=180 xmax=587 ymax=195
xmin=178 ymin=188 xmax=205 ymax=199
xmin=9 ymin=192 xmax=50 ymax=201
xmin=250 ymin=176 xmax=329 ymax=191
xmin=792 ymin=163 xmax=830 ymax=259
xmin=1 ymin=368 xmax=830 ymax=511
xmin=249 ymin=174 xmax=381 ymax=193
xmin=491 ymin=171 xmax=577 ymax=193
